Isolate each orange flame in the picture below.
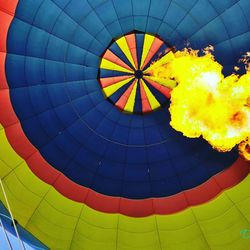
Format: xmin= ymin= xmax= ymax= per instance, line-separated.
xmin=146 ymin=48 xmax=250 ymax=157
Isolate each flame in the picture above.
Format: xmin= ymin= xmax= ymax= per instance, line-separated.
xmin=146 ymin=48 xmax=250 ymax=157
xmin=239 ymin=139 xmax=250 ymax=160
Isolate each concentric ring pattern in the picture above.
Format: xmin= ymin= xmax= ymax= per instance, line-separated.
xmin=99 ymin=32 xmax=172 ymax=114
xmin=3 ymin=0 xmax=240 ymax=201
xmin=1 ymin=0 xmax=250 ymax=249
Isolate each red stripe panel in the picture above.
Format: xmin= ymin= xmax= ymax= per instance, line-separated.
xmin=103 ymin=49 xmax=132 ymax=71
xmin=0 ymin=10 xmax=13 ymax=53
xmin=115 ymin=79 xmax=136 ymax=110
xmin=0 ymin=0 xmax=18 ymax=15
xmin=125 ymin=33 xmax=138 ymax=69
xmin=145 ymin=77 xmax=171 ymax=98
xmin=5 ymin=123 xmax=37 ymax=160
xmin=0 ymin=89 xmax=18 ymax=125
xmin=0 ymin=53 xmax=8 ymax=89
xmin=27 ymin=151 xmax=60 ymax=186
xmin=1 ymin=2 xmax=250 ymax=217
xmin=99 ymin=75 xmax=131 ymax=88
xmin=140 ymin=80 xmax=152 ymax=113
xmin=141 ymin=37 xmax=164 ymax=69
xmin=85 ymin=190 xmax=120 ymax=213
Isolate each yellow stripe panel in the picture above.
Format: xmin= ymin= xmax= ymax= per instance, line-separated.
xmin=1 ymin=123 xmax=250 ymax=250
xmin=124 ymin=79 xmax=138 ymax=112
xmin=100 ymin=58 xmax=133 ymax=73
xmin=103 ymin=77 xmax=133 ymax=97
xmin=140 ymin=34 xmax=155 ymax=69
xmin=116 ymin=36 xmax=136 ymax=69
xmin=141 ymin=79 xmax=160 ymax=110
xmin=144 ymin=51 xmax=175 ymax=73
xmin=144 ymin=75 xmax=177 ymax=89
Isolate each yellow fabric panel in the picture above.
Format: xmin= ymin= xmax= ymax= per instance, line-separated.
xmin=81 ymin=204 xmax=118 ymax=228
xmin=103 ymin=77 xmax=133 ymax=97
xmin=26 ymin=196 xmax=80 ymax=249
xmin=118 ymin=215 xmax=160 ymax=249
xmin=145 ymin=51 xmax=175 ymax=73
xmin=0 ymin=126 xmax=23 ymax=169
xmin=159 ymin=223 xmax=209 ymax=250
xmin=193 ymin=194 xmax=233 ymax=221
xmin=100 ymin=58 xmax=133 ymax=73
xmin=0 ymin=167 xmax=42 ymax=225
xmin=124 ymin=79 xmax=138 ymax=112
xmin=116 ymin=36 xmax=136 ymax=69
xmin=14 ymin=162 xmax=49 ymax=197
xmin=226 ymin=173 xmax=250 ymax=203
xmin=0 ymin=159 xmax=12 ymax=178
xmin=156 ymin=209 xmax=209 ymax=249
xmin=156 ymin=209 xmax=196 ymax=230
xmin=71 ymin=233 xmax=116 ymax=250
xmin=74 ymin=216 xmax=117 ymax=244
xmin=45 ymin=188 xmax=82 ymax=217
xmin=119 ymin=215 xmax=155 ymax=233
xmin=1 ymin=123 xmax=250 ymax=249
xmin=144 ymin=75 xmax=177 ymax=89
xmin=118 ymin=229 xmax=160 ymax=249
xmin=236 ymin=197 xmax=250 ymax=221
xmin=140 ymin=34 xmax=155 ymax=69
xmin=141 ymin=79 xmax=160 ymax=109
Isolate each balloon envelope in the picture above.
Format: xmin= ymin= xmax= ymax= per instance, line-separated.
xmin=0 ymin=0 xmax=250 ymax=249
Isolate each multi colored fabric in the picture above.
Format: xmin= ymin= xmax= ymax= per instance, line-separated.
xmin=99 ymin=32 xmax=171 ymax=113
xmin=0 ymin=0 xmax=250 ymax=249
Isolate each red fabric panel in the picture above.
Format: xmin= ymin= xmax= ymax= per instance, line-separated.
xmin=0 ymin=0 xmax=18 ymax=15
xmin=145 ymin=78 xmax=171 ymax=98
xmin=120 ymin=198 xmax=154 ymax=217
xmin=214 ymin=157 xmax=249 ymax=188
xmin=0 ymin=10 xmax=12 ymax=53
xmin=0 ymin=53 xmax=8 ymax=89
xmin=27 ymin=151 xmax=60 ymax=185
xmin=103 ymin=49 xmax=132 ymax=71
xmin=115 ymin=79 xmax=136 ymax=110
xmin=100 ymin=75 xmax=131 ymax=88
xmin=54 ymin=174 xmax=89 ymax=203
xmin=153 ymin=193 xmax=188 ymax=214
xmin=85 ymin=190 xmax=120 ymax=213
xmin=125 ymin=33 xmax=138 ymax=69
xmin=142 ymin=37 xmax=164 ymax=69
xmin=140 ymin=81 xmax=152 ymax=113
xmin=0 ymin=89 xmax=18 ymax=125
xmin=184 ymin=178 xmax=221 ymax=205
xmin=5 ymin=123 xmax=37 ymax=159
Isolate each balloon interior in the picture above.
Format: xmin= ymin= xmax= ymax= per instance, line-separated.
xmin=1 ymin=1 xmax=250 ymax=249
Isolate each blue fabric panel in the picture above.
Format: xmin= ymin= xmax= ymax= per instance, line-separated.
xmin=134 ymin=82 xmax=142 ymax=113
xmin=15 ymin=0 xmax=43 ymax=23
xmin=212 ymin=0 xmax=239 ymax=13
xmin=149 ymin=0 xmax=170 ymax=19
xmin=135 ymin=33 xmax=144 ymax=67
xmin=26 ymin=28 xmax=50 ymax=58
xmin=33 ymin=0 xmax=61 ymax=33
xmin=190 ymin=0 xmax=217 ymax=26
xmin=65 ymin=0 xmax=91 ymax=22
xmin=146 ymin=17 xmax=162 ymax=34
xmin=221 ymin=5 xmax=249 ymax=38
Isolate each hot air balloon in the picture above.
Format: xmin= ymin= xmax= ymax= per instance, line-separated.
xmin=0 ymin=0 xmax=250 ymax=249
